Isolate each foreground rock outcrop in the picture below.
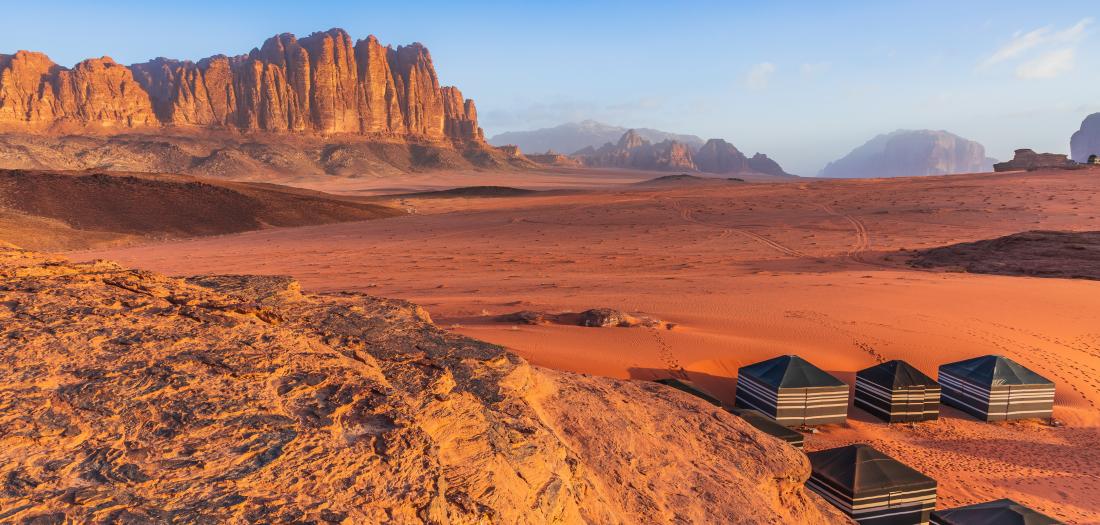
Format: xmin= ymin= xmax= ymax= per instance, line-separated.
xmin=0 ymin=29 xmax=480 ymax=141
xmin=820 ymin=130 xmax=995 ymax=178
xmin=0 ymin=249 xmax=846 ymax=524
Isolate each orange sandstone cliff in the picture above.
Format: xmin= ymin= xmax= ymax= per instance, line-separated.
xmin=0 ymin=29 xmax=481 ymax=142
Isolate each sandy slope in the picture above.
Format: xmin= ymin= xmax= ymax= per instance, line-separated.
xmin=80 ymin=168 xmax=1100 ymax=523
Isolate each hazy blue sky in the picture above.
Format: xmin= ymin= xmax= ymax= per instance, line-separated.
xmin=3 ymin=1 xmax=1097 ymax=175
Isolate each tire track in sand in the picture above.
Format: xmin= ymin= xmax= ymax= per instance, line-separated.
xmin=820 ymin=204 xmax=887 ymax=267
xmin=668 ymin=198 xmax=808 ymax=258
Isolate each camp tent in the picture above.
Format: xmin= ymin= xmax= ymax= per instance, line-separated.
xmin=938 ymin=355 xmax=1054 ymax=421
xmin=728 ymin=408 xmax=805 ymax=449
xmin=930 ymin=499 xmax=1061 ymax=525
xmin=855 ymin=360 xmax=940 ymax=422
xmin=653 ymin=377 xmax=723 ymax=406
xmin=807 ymin=444 xmax=937 ymax=525
xmin=735 ymin=355 xmax=849 ymax=426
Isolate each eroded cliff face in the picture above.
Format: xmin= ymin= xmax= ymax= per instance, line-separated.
xmin=0 ymin=29 xmax=482 ymax=142
xmin=0 ymin=248 xmax=848 ymax=524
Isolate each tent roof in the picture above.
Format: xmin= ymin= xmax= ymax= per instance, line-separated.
xmin=932 ymin=499 xmax=1061 ymax=525
xmin=739 ymin=355 xmax=846 ymax=389
xmin=728 ymin=408 xmax=803 ymax=442
xmin=858 ymin=360 xmax=938 ymax=388
xmin=807 ymin=444 xmax=935 ymax=495
xmin=939 ymin=355 xmax=1053 ymax=387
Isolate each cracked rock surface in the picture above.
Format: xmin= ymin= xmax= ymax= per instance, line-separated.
xmin=0 ymin=248 xmax=846 ymax=524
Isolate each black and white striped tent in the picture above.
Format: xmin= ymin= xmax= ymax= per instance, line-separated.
xmin=653 ymin=377 xmax=723 ymax=406
xmin=930 ymin=498 xmax=1061 ymax=525
xmin=807 ymin=444 xmax=937 ymax=525
xmin=855 ymin=360 xmax=941 ymax=423
xmin=938 ymin=355 xmax=1055 ymax=422
xmin=735 ymin=355 xmax=849 ymax=426
xmin=727 ymin=408 xmax=805 ymax=449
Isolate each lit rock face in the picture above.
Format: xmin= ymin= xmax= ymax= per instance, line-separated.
xmin=0 ymin=29 xmax=482 ymax=142
xmin=0 ymin=248 xmax=848 ymax=524
xmin=820 ymin=130 xmax=994 ymax=178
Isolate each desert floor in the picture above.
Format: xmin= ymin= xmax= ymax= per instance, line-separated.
xmin=79 ymin=168 xmax=1100 ymax=523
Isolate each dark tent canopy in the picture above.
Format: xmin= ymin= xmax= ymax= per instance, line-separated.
xmin=807 ymin=444 xmax=937 ymax=525
xmin=735 ymin=355 xmax=849 ymax=426
xmin=930 ymin=499 xmax=1061 ymax=525
xmin=939 ymin=355 xmax=1055 ymax=421
xmin=740 ymin=355 xmax=848 ymax=389
xmin=727 ymin=408 xmax=804 ymax=449
xmin=654 ymin=378 xmax=722 ymax=406
xmin=941 ymin=356 xmax=1052 ymax=386
xmin=855 ymin=360 xmax=941 ymax=422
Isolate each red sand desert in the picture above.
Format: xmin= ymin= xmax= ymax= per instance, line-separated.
xmin=79 ymin=167 xmax=1100 ymax=523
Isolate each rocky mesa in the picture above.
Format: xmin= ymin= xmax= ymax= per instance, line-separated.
xmin=0 ymin=248 xmax=846 ymax=524
xmin=820 ymin=130 xmax=995 ymax=178
xmin=0 ymin=29 xmax=480 ymax=141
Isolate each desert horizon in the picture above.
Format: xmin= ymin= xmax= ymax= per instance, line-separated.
xmin=2 ymin=3 xmax=1099 ymax=524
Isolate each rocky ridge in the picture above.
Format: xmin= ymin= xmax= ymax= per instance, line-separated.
xmin=0 ymin=29 xmax=481 ymax=142
xmin=574 ymin=130 xmax=789 ymax=175
xmin=0 ymin=248 xmax=846 ymax=524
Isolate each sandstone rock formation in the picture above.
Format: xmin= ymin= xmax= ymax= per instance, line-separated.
xmin=0 ymin=29 xmax=482 ymax=142
xmin=992 ymin=149 xmax=1078 ymax=172
xmin=819 ymin=130 xmax=995 ymax=178
xmin=488 ymin=120 xmax=705 ymax=155
xmin=524 ymin=150 xmax=582 ymax=167
xmin=694 ymin=138 xmax=751 ymax=173
xmin=577 ymin=130 xmax=697 ymax=171
xmin=575 ymin=131 xmax=790 ymax=176
xmin=1070 ymin=113 xmax=1100 ymax=163
xmin=0 ymin=248 xmax=848 ymax=523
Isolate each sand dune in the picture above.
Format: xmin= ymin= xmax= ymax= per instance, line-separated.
xmin=0 ymin=169 xmax=401 ymax=251
xmin=79 ymin=167 xmax=1100 ymax=523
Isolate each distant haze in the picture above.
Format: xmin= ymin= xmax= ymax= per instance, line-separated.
xmin=819 ymin=130 xmax=997 ymax=178
xmin=489 ymin=121 xmax=704 ymax=155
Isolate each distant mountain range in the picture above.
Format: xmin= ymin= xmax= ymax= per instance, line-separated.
xmin=819 ymin=130 xmax=996 ymax=178
xmin=489 ymin=120 xmax=705 ymax=155
xmin=572 ymin=130 xmax=789 ymax=176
